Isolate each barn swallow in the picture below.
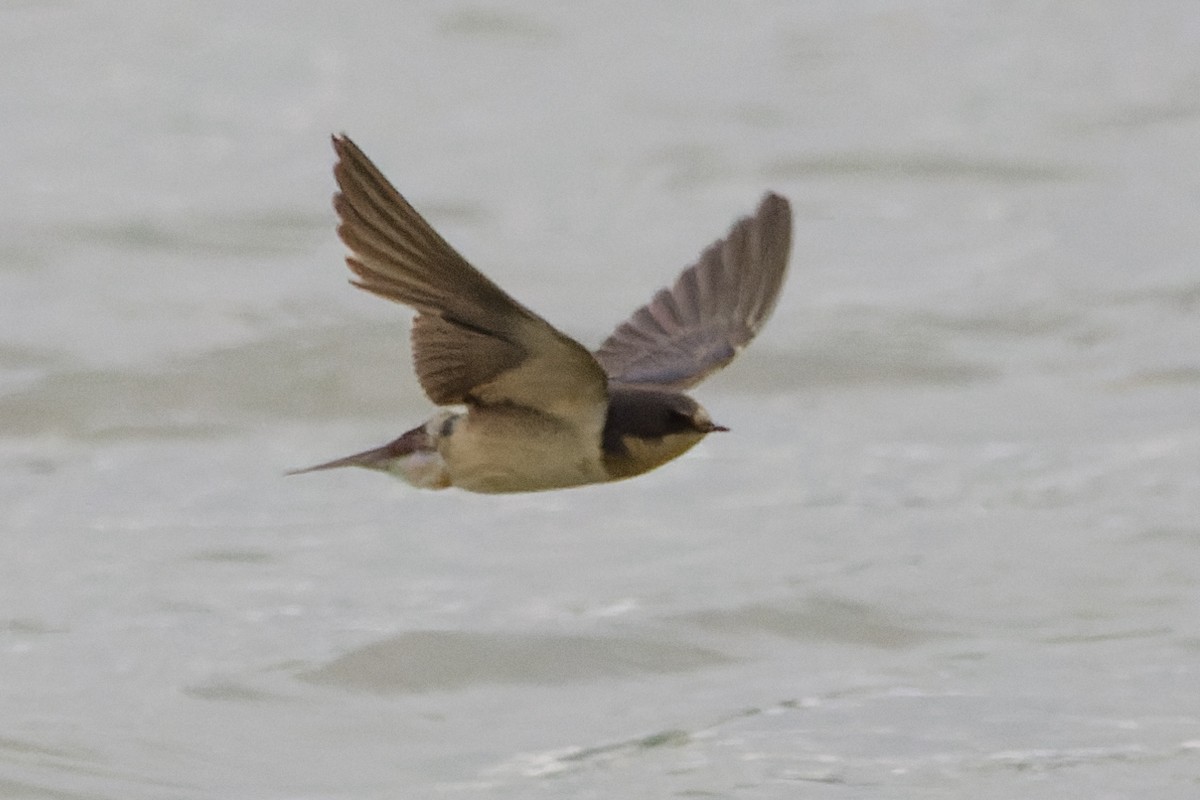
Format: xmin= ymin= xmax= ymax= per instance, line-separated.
xmin=289 ymin=134 xmax=792 ymax=493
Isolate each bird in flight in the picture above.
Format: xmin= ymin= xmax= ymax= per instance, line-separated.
xmin=290 ymin=135 xmax=792 ymax=493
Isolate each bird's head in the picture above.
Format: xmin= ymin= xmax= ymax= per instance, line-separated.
xmin=601 ymin=387 xmax=728 ymax=481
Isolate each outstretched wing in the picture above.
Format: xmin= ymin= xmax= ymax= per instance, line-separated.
xmin=331 ymin=134 xmax=607 ymax=426
xmin=594 ymin=193 xmax=792 ymax=390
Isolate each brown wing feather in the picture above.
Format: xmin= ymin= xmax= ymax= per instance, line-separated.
xmin=331 ymin=136 xmax=520 ymax=329
xmin=410 ymin=314 xmax=527 ymax=405
xmin=594 ymin=192 xmax=792 ymax=389
xmin=330 ymin=134 xmax=607 ymax=425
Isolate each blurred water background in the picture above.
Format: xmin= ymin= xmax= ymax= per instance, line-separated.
xmin=2 ymin=2 xmax=1199 ymax=797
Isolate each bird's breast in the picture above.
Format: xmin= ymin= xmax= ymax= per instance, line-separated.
xmin=438 ymin=407 xmax=607 ymax=493
xmin=602 ymin=430 xmax=706 ymax=481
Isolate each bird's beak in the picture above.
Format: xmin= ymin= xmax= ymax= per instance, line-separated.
xmin=705 ymin=422 xmax=730 ymax=433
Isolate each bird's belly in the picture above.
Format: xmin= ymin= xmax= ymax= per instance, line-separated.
xmin=382 ymin=448 xmax=452 ymax=489
xmin=440 ymin=416 xmax=606 ymax=494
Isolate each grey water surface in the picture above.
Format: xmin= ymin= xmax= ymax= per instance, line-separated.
xmin=2 ymin=2 xmax=1199 ymax=798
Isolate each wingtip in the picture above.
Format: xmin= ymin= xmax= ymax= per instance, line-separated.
xmin=330 ymin=133 xmax=361 ymax=166
xmin=754 ymin=192 xmax=793 ymax=261
xmin=759 ymin=191 xmax=792 ymax=217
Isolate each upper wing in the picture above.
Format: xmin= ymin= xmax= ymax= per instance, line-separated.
xmin=330 ymin=134 xmax=607 ymax=426
xmin=593 ymin=193 xmax=792 ymax=390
